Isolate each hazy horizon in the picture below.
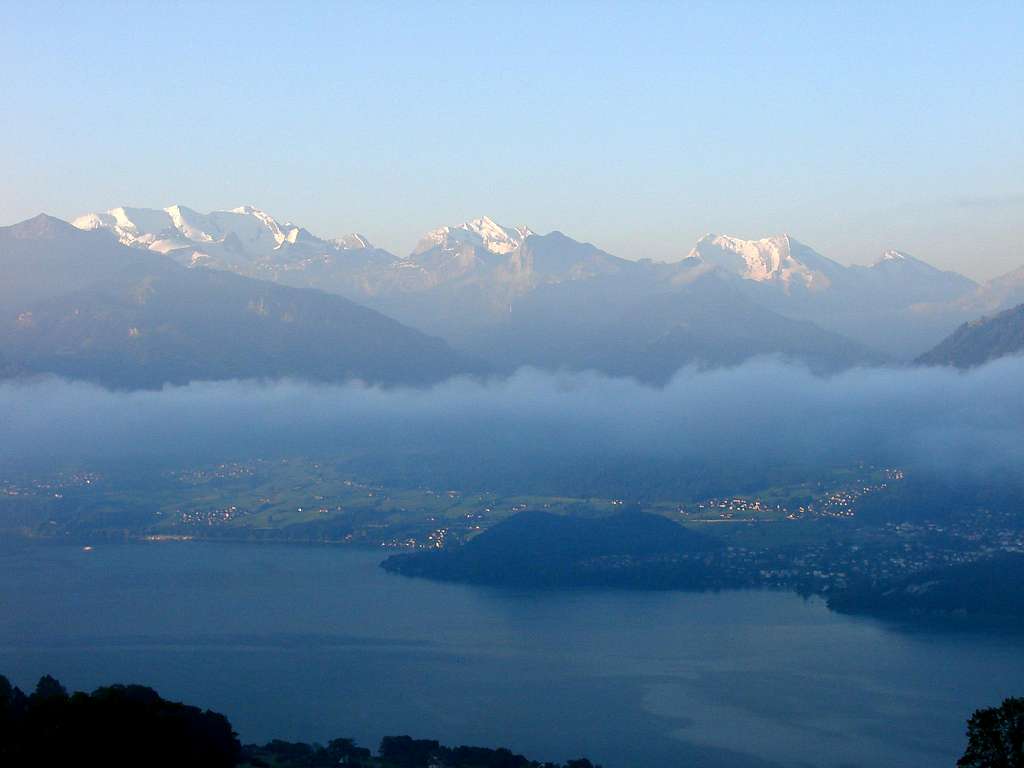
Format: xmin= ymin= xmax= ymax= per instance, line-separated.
xmin=2 ymin=2 xmax=1022 ymax=281
xmin=9 ymin=202 xmax=1023 ymax=282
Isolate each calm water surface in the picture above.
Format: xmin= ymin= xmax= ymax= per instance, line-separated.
xmin=1 ymin=541 xmax=1021 ymax=768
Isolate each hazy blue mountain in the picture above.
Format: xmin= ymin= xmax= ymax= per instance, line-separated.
xmin=0 ymin=215 xmax=481 ymax=388
xmin=396 ymin=230 xmax=979 ymax=363
xmin=684 ymin=235 xmax=979 ymax=358
xmin=916 ymin=303 xmax=1024 ymax=368
xmin=451 ymin=264 xmax=886 ymax=380
xmin=851 ymin=249 xmax=979 ymax=305
xmin=1 ymin=212 xmax=171 ymax=306
xmin=952 ymin=264 xmax=1024 ymax=316
xmin=371 ymin=228 xmax=647 ymax=345
xmin=384 ymin=223 xmax=885 ymax=376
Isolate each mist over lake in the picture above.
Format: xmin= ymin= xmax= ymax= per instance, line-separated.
xmin=4 ymin=357 xmax=1024 ymax=485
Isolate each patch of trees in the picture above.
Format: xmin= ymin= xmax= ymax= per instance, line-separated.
xmin=0 ymin=673 xmax=598 ymax=768
xmin=242 ymin=737 xmax=370 ymax=766
xmin=242 ymin=735 xmax=598 ymax=768
xmin=374 ymin=735 xmax=597 ymax=768
xmin=0 ymin=673 xmax=239 ymax=766
xmin=959 ymin=696 xmax=1024 ymax=768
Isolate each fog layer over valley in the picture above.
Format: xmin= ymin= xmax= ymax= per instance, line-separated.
xmin=3 ymin=359 xmax=1022 ymax=496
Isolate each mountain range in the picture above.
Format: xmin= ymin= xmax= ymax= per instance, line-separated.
xmin=0 ymin=204 xmax=1018 ymax=388
xmin=0 ymin=215 xmax=479 ymax=388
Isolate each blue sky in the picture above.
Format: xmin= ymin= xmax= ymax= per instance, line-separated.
xmin=2 ymin=1 xmax=1021 ymax=279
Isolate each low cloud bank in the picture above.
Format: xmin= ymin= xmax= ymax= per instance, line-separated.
xmin=1 ymin=358 xmax=1022 ymax=491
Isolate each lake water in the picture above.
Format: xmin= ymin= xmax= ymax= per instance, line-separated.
xmin=1 ymin=541 xmax=1021 ymax=768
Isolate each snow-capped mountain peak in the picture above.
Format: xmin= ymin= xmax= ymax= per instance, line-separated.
xmin=71 ymin=204 xmax=392 ymax=277
xmin=869 ymin=249 xmax=964 ymax=277
xmin=462 ymin=216 xmax=534 ymax=253
xmin=861 ymin=247 xmax=979 ymax=307
xmin=226 ymin=205 xmax=290 ymax=246
xmin=687 ymin=233 xmax=840 ymax=291
xmin=420 ymin=216 xmax=534 ymax=255
xmin=230 ymin=204 xmax=264 ymax=216
xmin=330 ymin=233 xmax=374 ymax=250
xmin=71 ymin=211 xmax=117 ymax=233
xmin=878 ymin=249 xmax=909 ymax=263
xmin=72 ymin=206 xmax=177 ymax=249
xmin=693 ymin=233 xmax=793 ymax=281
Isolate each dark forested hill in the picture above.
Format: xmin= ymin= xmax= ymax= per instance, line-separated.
xmin=916 ymin=303 xmax=1024 ymax=368
xmin=828 ymin=553 xmax=1024 ymax=621
xmin=0 ymin=673 xmax=598 ymax=768
xmin=382 ymin=510 xmax=718 ymax=588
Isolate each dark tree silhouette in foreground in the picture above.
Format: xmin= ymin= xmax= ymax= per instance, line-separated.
xmin=3 ymin=671 xmax=598 ymax=768
xmin=959 ymin=697 xmax=1024 ymax=768
xmin=0 ymin=674 xmax=239 ymax=767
